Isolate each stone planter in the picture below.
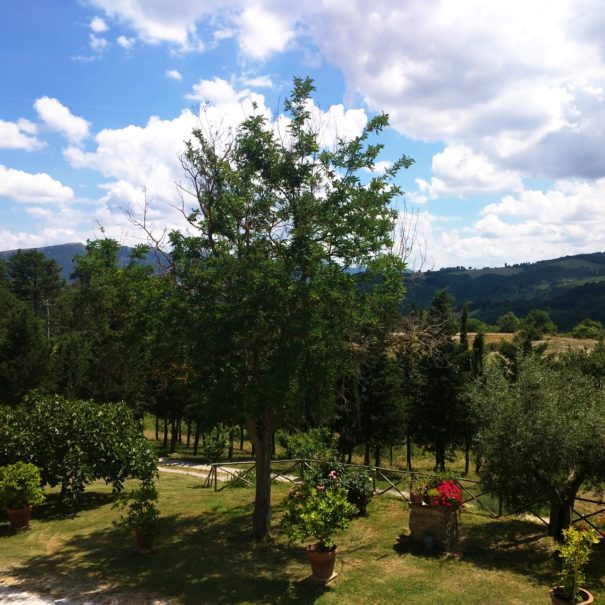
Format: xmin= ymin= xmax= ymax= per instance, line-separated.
xmin=408 ymin=503 xmax=458 ymax=550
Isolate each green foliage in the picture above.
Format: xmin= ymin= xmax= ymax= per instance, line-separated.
xmin=0 ymin=285 xmax=48 ymax=405
xmin=470 ymin=357 xmax=605 ymax=520
xmin=0 ymin=462 xmax=45 ymax=509
xmin=571 ymin=319 xmax=604 ymax=340
xmin=113 ymin=482 xmax=159 ymax=538
xmin=7 ymin=249 xmax=63 ymax=317
xmin=172 ymin=77 xmax=411 ymax=537
xmin=0 ymin=394 xmax=157 ymax=503
xmin=49 ymin=239 xmax=158 ymax=411
xmin=521 ymin=309 xmax=557 ymax=339
xmin=557 ymin=526 xmax=600 ymax=602
xmin=282 ymin=481 xmax=356 ymax=550
xmin=275 ymin=427 xmax=338 ymax=460
xmin=307 ymin=461 xmax=374 ymax=513
xmin=203 ymin=424 xmax=231 ymax=462
xmin=496 ymin=312 xmax=521 ymax=333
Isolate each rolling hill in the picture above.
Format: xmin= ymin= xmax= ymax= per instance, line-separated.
xmin=404 ymin=252 xmax=605 ymax=331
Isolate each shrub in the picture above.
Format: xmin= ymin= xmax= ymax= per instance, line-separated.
xmin=0 ymin=462 xmax=45 ymax=509
xmin=557 ymin=526 xmax=600 ymax=602
xmin=203 ymin=424 xmax=231 ymax=462
xmin=0 ymin=394 xmax=157 ymax=503
xmin=282 ymin=479 xmax=355 ymax=551
xmin=113 ymin=482 xmax=159 ymax=538
xmin=275 ymin=427 xmax=338 ymax=461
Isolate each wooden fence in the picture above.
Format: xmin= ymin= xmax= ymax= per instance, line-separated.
xmin=201 ymin=458 xmax=605 ymax=532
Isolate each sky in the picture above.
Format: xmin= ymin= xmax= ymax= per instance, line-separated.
xmin=1 ymin=0 xmax=605 ymax=269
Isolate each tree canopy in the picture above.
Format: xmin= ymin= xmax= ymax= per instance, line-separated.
xmin=170 ymin=76 xmax=412 ymax=538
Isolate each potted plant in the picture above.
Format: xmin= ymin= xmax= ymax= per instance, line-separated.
xmin=0 ymin=462 xmax=45 ymax=530
xmin=113 ymin=482 xmax=159 ymax=552
xmin=550 ymin=526 xmax=599 ymax=604
xmin=410 ymin=478 xmax=429 ymax=504
xmin=409 ymin=478 xmax=463 ymax=550
xmin=282 ymin=473 xmax=356 ymax=583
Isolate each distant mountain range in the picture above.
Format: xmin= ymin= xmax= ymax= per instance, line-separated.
xmin=404 ymin=252 xmax=605 ymax=331
xmin=0 ymin=242 xmax=161 ymax=281
xmin=2 ymin=243 xmax=604 ymax=331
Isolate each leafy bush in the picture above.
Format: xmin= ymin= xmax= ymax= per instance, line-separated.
xmin=275 ymin=427 xmax=338 ymax=460
xmin=203 ymin=424 xmax=231 ymax=462
xmin=113 ymin=482 xmax=159 ymax=538
xmin=0 ymin=462 xmax=45 ymax=509
xmin=307 ymin=460 xmax=373 ymax=514
xmin=0 ymin=394 xmax=157 ymax=503
xmin=282 ymin=480 xmax=355 ymax=551
xmin=557 ymin=526 xmax=600 ymax=602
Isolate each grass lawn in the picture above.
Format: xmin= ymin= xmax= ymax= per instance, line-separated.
xmin=1 ymin=473 xmax=604 ymax=605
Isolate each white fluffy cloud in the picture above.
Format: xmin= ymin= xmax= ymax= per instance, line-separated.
xmin=166 ymin=69 xmax=182 ymax=81
xmin=413 ymin=179 xmax=605 ymax=268
xmin=417 ymin=145 xmax=523 ymax=199
xmin=90 ymin=17 xmax=108 ymax=33
xmin=0 ymin=119 xmax=44 ymax=151
xmin=0 ymin=165 xmax=74 ymax=203
xmin=60 ymin=79 xmax=367 ymax=245
xmin=34 ymin=97 xmax=90 ymax=144
xmin=84 ymin=0 xmax=605 ymax=184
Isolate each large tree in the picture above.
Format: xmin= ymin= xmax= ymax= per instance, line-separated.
xmin=471 ymin=356 xmax=605 ymax=538
xmin=7 ymin=249 xmax=63 ymax=320
xmin=171 ymin=77 xmax=412 ymax=538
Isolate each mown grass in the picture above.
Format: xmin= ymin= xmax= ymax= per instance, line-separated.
xmin=2 ymin=473 xmax=605 ymax=604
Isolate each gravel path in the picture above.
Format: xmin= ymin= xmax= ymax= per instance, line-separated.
xmin=0 ymin=585 xmax=88 ymax=605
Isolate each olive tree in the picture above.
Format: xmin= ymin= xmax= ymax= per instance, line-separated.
xmin=471 ymin=356 xmax=605 ymax=538
xmin=170 ymin=77 xmax=411 ymax=538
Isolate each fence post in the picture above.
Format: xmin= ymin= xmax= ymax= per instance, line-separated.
xmin=372 ymin=468 xmax=377 ymax=493
xmin=214 ymin=466 xmax=218 ymax=492
xmin=300 ymin=459 xmax=305 ymax=481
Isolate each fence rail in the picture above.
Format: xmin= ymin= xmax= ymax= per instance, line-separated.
xmin=201 ymin=458 xmax=605 ymax=530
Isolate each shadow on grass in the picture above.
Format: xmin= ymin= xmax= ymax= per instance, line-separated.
xmin=34 ymin=490 xmax=117 ymax=522
xmin=395 ymin=514 xmax=605 ymax=597
xmin=7 ymin=503 xmax=333 ymax=604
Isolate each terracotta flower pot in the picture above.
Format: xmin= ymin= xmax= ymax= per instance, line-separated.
xmin=6 ymin=505 xmax=32 ymax=530
xmin=550 ymin=587 xmax=594 ymax=604
xmin=134 ymin=529 xmax=154 ymax=552
xmin=306 ymin=545 xmax=337 ymax=582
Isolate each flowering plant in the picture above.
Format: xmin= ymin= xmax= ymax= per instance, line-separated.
xmin=428 ymin=479 xmax=463 ymax=511
xmin=282 ymin=476 xmax=356 ymax=551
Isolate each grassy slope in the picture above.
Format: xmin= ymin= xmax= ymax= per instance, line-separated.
xmin=1 ymin=474 xmax=604 ymax=604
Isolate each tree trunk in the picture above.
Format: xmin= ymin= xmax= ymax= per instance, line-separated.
xmin=549 ymin=491 xmax=576 ymax=540
xmin=434 ymin=444 xmax=445 ymax=472
xmin=239 ymin=425 xmax=244 ymax=450
xmin=389 ymin=445 xmax=393 ymax=467
xmin=170 ymin=413 xmax=178 ymax=454
xmin=247 ymin=415 xmax=275 ymax=540
xmin=178 ymin=417 xmax=182 ymax=444
xmin=364 ymin=442 xmax=371 ymax=466
xmin=464 ymin=439 xmax=470 ymax=476
xmin=406 ymin=432 xmax=413 ymax=471
xmin=155 ymin=415 xmax=159 ymax=441
xmin=228 ymin=428 xmax=234 ymax=461
xmin=374 ymin=445 xmax=381 ymax=468
xmin=193 ymin=420 xmax=201 ymax=456
xmin=347 ymin=447 xmax=353 ymax=465
xmin=162 ymin=416 xmax=168 ymax=449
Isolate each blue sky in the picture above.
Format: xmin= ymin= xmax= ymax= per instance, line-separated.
xmin=1 ymin=0 xmax=605 ymax=269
